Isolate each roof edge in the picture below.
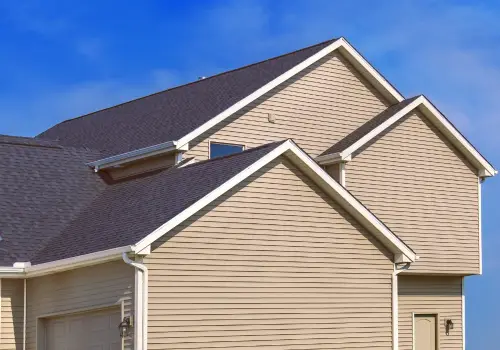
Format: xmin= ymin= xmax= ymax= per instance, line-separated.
xmin=0 ymin=245 xmax=134 ymax=278
xmin=83 ymin=37 xmax=406 ymax=170
xmin=133 ymin=139 xmax=416 ymax=261
xmin=317 ymin=95 xmax=497 ymax=177
xmin=87 ymin=141 xmax=189 ymax=171
xmin=176 ymin=37 xmax=404 ymax=149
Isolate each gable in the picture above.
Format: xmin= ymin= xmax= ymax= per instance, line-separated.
xmin=346 ymin=110 xmax=480 ymax=274
xmin=145 ymin=157 xmax=394 ymax=349
xmin=185 ymin=50 xmax=390 ymax=160
xmin=152 ymin=156 xmax=393 ymax=262
xmin=317 ymin=96 xmax=495 ymax=177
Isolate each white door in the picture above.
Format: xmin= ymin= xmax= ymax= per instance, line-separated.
xmin=44 ymin=308 xmax=121 ymax=350
xmin=415 ymin=314 xmax=437 ymax=350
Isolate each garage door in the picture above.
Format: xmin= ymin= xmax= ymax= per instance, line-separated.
xmin=44 ymin=308 xmax=121 ymax=350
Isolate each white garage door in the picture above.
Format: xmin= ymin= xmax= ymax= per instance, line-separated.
xmin=44 ymin=308 xmax=121 ymax=350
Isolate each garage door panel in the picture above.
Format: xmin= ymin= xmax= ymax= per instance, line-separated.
xmin=44 ymin=308 xmax=121 ymax=350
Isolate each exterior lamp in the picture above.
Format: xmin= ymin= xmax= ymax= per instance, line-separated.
xmin=118 ymin=316 xmax=131 ymax=338
xmin=445 ymin=319 xmax=454 ymax=335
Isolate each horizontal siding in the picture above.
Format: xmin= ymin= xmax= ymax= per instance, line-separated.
xmin=346 ymin=111 xmax=479 ymax=274
xmin=1 ymin=279 xmax=23 ymax=350
xmin=399 ymin=276 xmax=463 ymax=350
xmin=185 ymin=51 xmax=389 ymax=160
xmin=146 ymin=157 xmax=394 ymax=350
xmin=25 ymin=261 xmax=134 ymax=350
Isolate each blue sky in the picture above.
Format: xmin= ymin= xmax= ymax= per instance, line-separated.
xmin=0 ymin=0 xmax=499 ymax=348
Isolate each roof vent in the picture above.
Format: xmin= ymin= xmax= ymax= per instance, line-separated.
xmin=198 ymin=76 xmax=206 ymax=80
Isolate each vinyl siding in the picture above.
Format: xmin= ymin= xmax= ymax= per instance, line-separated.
xmin=346 ymin=111 xmax=479 ymax=274
xmin=25 ymin=261 xmax=134 ymax=350
xmin=1 ymin=279 xmax=23 ymax=350
xmin=145 ymin=156 xmax=394 ymax=350
xmin=399 ymin=275 xmax=463 ymax=350
xmin=185 ymin=51 xmax=389 ymax=160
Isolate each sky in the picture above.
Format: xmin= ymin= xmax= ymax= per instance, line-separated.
xmin=0 ymin=0 xmax=499 ymax=348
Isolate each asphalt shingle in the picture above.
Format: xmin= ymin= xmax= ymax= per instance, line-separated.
xmin=37 ymin=40 xmax=335 ymax=158
xmin=31 ymin=141 xmax=286 ymax=264
xmin=0 ymin=136 xmax=106 ymax=265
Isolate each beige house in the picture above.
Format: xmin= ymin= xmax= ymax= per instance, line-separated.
xmin=0 ymin=37 xmax=495 ymax=350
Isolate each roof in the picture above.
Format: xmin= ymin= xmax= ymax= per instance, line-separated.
xmin=0 ymin=136 xmax=106 ymax=265
xmin=31 ymin=141 xmax=287 ymax=264
xmin=1 ymin=138 xmax=415 ymax=268
xmin=37 ymin=40 xmax=336 ymax=158
xmin=316 ymin=95 xmax=497 ymax=177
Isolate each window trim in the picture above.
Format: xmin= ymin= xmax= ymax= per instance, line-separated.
xmin=208 ymin=140 xmax=246 ymax=159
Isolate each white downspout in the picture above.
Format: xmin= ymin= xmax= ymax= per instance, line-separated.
xmin=23 ymin=278 xmax=26 ymax=350
xmin=122 ymin=253 xmax=148 ymax=350
xmin=393 ymin=263 xmax=410 ymax=350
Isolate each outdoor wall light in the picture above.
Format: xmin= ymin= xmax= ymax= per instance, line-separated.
xmin=445 ymin=319 xmax=454 ymax=335
xmin=118 ymin=316 xmax=131 ymax=338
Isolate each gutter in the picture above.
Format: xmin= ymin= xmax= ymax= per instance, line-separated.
xmin=87 ymin=140 xmax=189 ymax=171
xmin=0 ymin=246 xmax=134 ymax=278
xmin=122 ymin=253 xmax=148 ymax=350
xmin=25 ymin=246 xmax=133 ymax=277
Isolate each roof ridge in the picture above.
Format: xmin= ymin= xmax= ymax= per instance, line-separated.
xmin=40 ymin=38 xmax=337 ymax=131
xmin=0 ymin=134 xmax=106 ymax=155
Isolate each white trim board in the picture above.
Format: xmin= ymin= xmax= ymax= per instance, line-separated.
xmin=316 ymin=95 xmax=497 ymax=177
xmin=134 ymin=139 xmax=416 ymax=261
xmin=177 ymin=37 xmax=404 ymax=150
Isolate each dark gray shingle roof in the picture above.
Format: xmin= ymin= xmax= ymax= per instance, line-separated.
xmin=0 ymin=136 xmax=106 ymax=265
xmin=31 ymin=141 xmax=286 ymax=264
xmin=37 ymin=40 xmax=336 ymax=158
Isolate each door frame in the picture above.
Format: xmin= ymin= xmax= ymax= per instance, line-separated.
xmin=412 ymin=312 xmax=440 ymax=350
xmin=36 ymin=302 xmax=123 ymax=350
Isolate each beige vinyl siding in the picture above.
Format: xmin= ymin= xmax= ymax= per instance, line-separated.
xmin=185 ymin=51 xmax=389 ymax=160
xmin=346 ymin=111 xmax=479 ymax=274
xmin=25 ymin=261 xmax=134 ymax=350
xmin=1 ymin=279 xmax=23 ymax=350
xmin=399 ymin=275 xmax=463 ymax=350
xmin=146 ymin=156 xmax=394 ymax=350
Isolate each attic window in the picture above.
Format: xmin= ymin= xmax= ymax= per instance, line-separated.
xmin=209 ymin=142 xmax=244 ymax=158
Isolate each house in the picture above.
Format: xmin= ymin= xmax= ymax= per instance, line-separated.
xmin=0 ymin=37 xmax=495 ymax=350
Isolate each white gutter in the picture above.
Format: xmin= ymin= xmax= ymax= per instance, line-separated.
xmin=122 ymin=253 xmax=148 ymax=350
xmin=87 ymin=141 xmax=189 ymax=171
xmin=26 ymin=246 xmax=133 ymax=277
xmin=0 ymin=267 xmax=25 ymax=277
xmin=392 ymin=263 xmax=410 ymax=350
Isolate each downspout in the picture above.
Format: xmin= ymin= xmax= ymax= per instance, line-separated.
xmin=23 ymin=278 xmax=26 ymax=350
xmin=393 ymin=262 xmax=410 ymax=350
xmin=122 ymin=253 xmax=148 ymax=350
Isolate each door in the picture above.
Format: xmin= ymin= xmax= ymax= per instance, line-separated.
xmin=415 ymin=314 xmax=437 ymax=350
xmin=44 ymin=308 xmax=121 ymax=350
